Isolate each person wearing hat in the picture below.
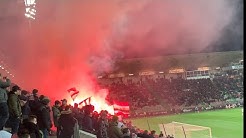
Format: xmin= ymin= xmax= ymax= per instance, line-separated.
xmin=59 ymin=99 xmax=67 ymax=112
xmin=36 ymin=96 xmax=52 ymax=138
xmin=108 ymin=115 xmax=123 ymax=138
xmin=52 ymin=100 xmax=61 ymax=137
xmin=7 ymin=85 xmax=22 ymax=135
xmin=20 ymin=90 xmax=30 ymax=120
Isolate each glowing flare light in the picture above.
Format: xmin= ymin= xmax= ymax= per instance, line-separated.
xmin=68 ymin=88 xmax=114 ymax=115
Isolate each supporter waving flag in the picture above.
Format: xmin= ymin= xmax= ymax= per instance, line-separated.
xmin=78 ymin=96 xmax=91 ymax=105
xmin=67 ymin=87 xmax=79 ymax=101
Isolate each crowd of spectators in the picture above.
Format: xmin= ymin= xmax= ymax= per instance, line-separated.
xmin=0 ymin=73 xmax=54 ymax=138
xmin=100 ymin=69 xmax=243 ymax=116
xmin=1 ymin=73 xmax=173 ymax=138
xmin=0 ymin=67 xmax=243 ymax=138
xmin=103 ymin=81 xmax=159 ymax=110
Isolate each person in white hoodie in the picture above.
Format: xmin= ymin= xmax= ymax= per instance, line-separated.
xmin=117 ymin=115 xmax=126 ymax=129
xmin=0 ymin=130 xmax=11 ymax=138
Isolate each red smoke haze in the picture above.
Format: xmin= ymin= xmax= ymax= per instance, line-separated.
xmin=0 ymin=0 xmax=238 ymax=112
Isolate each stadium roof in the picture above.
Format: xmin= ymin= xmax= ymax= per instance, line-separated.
xmin=112 ymin=51 xmax=243 ymax=74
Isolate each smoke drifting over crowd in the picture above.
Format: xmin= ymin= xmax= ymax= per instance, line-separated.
xmin=0 ymin=0 xmax=243 ymax=108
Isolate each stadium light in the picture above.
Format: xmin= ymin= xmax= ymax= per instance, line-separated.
xmin=159 ymin=71 xmax=164 ymax=74
xmin=24 ymin=0 xmax=35 ymax=5
xmin=29 ymin=11 xmax=35 ymax=15
xmin=198 ymin=67 xmax=210 ymax=71
xmin=25 ymin=13 xmax=35 ymax=20
xmin=129 ymin=74 xmax=134 ymax=76
xmin=24 ymin=0 xmax=36 ymax=20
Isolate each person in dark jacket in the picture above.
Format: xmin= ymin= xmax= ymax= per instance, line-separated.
xmin=77 ymin=109 xmax=85 ymax=129
xmin=72 ymin=103 xmax=80 ymax=120
xmin=19 ymin=115 xmax=41 ymax=138
xmin=7 ymin=85 xmax=22 ymax=135
xmin=59 ymin=99 xmax=68 ymax=111
xmin=108 ymin=115 xmax=123 ymax=138
xmin=36 ymin=97 xmax=52 ymax=138
xmin=137 ymin=130 xmax=151 ymax=138
xmin=0 ymin=75 xmax=11 ymax=130
xmin=58 ymin=105 xmax=76 ymax=138
xmin=159 ymin=131 xmax=164 ymax=138
xmin=97 ymin=110 xmax=109 ymax=138
xmin=82 ymin=108 xmax=94 ymax=133
xmin=122 ymin=128 xmax=131 ymax=138
xmin=20 ymin=90 xmax=31 ymax=120
xmin=92 ymin=111 xmax=99 ymax=132
xmin=52 ymin=100 xmax=61 ymax=137
xmin=149 ymin=130 xmax=156 ymax=138
xmin=28 ymin=89 xmax=39 ymax=115
xmin=17 ymin=128 xmax=31 ymax=138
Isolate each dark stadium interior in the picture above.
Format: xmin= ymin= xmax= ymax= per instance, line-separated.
xmin=0 ymin=0 xmax=243 ymax=138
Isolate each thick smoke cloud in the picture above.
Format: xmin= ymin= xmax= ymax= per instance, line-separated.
xmin=205 ymin=0 xmax=243 ymax=52
xmin=0 ymin=0 xmax=243 ymax=105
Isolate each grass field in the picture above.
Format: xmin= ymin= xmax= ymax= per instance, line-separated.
xmin=128 ymin=108 xmax=243 ymax=138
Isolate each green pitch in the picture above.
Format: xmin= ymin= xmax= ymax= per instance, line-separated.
xmin=128 ymin=108 xmax=243 ymax=138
